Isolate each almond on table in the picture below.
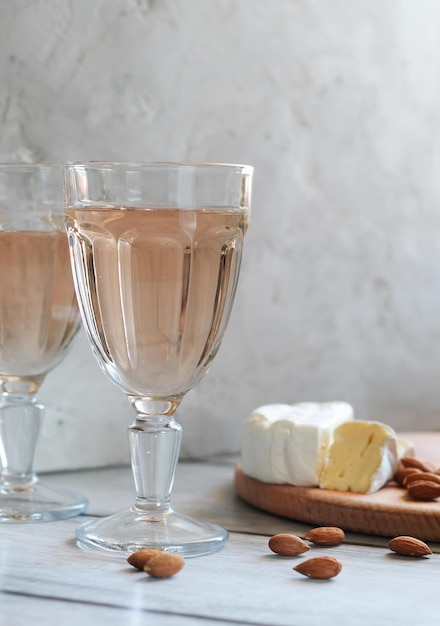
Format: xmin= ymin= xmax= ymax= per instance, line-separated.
xmin=304 ymin=527 xmax=345 ymax=546
xmin=143 ymin=553 xmax=185 ymax=578
xmin=127 ymin=548 xmax=163 ymax=569
xmin=388 ymin=536 xmax=432 ymax=557
xmin=268 ymin=533 xmax=310 ymax=556
xmin=293 ymin=556 xmax=342 ymax=579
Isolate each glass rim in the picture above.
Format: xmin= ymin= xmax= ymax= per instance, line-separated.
xmin=64 ymin=161 xmax=253 ymax=175
xmin=0 ymin=162 xmax=62 ymax=170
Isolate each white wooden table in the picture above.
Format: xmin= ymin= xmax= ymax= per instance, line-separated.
xmin=1 ymin=459 xmax=439 ymax=626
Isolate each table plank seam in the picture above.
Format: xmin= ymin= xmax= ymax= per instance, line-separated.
xmin=1 ymin=588 xmax=271 ymax=626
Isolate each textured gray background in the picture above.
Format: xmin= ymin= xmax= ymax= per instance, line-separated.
xmin=1 ymin=0 xmax=440 ymax=470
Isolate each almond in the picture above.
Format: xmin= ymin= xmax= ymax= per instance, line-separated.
xmin=304 ymin=526 xmax=345 ymax=546
xmin=400 ymin=457 xmax=432 ymax=472
xmin=407 ymin=479 xmax=440 ymax=500
xmin=127 ymin=548 xmax=163 ymax=569
xmin=403 ymin=471 xmax=440 ymax=487
xmin=388 ymin=536 xmax=432 ymax=557
xmin=393 ymin=465 xmax=422 ymax=486
xmin=143 ymin=552 xmax=185 ymax=578
xmin=293 ymin=556 xmax=342 ymax=579
xmin=268 ymin=533 xmax=310 ymax=556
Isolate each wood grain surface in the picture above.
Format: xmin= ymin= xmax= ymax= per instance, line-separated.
xmin=235 ymin=432 xmax=440 ymax=541
xmin=3 ymin=461 xmax=440 ymax=625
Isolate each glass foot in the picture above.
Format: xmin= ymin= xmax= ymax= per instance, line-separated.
xmin=0 ymin=479 xmax=88 ymax=522
xmin=76 ymin=507 xmax=229 ymax=557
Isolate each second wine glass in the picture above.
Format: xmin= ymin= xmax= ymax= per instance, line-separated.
xmin=0 ymin=163 xmax=87 ymax=521
xmin=64 ymin=162 xmax=252 ymax=556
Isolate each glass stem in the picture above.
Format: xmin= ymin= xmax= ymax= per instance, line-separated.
xmin=0 ymin=393 xmax=43 ymax=487
xmin=128 ymin=414 xmax=182 ymax=512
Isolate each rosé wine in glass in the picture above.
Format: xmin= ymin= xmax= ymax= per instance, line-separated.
xmin=0 ymin=164 xmax=87 ymax=522
xmin=65 ymin=162 xmax=252 ymax=556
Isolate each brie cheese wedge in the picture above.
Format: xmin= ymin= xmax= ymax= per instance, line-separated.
xmin=319 ymin=420 xmax=400 ymax=494
xmin=240 ymin=401 xmax=355 ymax=486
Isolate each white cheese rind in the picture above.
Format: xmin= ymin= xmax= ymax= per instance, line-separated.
xmin=240 ymin=402 xmax=355 ymax=486
xmin=240 ymin=404 xmax=293 ymax=484
xmin=396 ymin=437 xmax=415 ymax=459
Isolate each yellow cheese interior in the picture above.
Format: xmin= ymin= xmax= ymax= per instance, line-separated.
xmin=319 ymin=421 xmax=395 ymax=493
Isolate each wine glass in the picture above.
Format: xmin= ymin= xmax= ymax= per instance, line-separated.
xmin=64 ymin=162 xmax=252 ymax=556
xmin=0 ymin=163 xmax=88 ymax=521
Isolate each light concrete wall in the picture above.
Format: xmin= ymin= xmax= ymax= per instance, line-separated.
xmin=1 ymin=0 xmax=440 ymax=471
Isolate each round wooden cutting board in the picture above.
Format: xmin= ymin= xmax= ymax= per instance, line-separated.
xmin=234 ymin=432 xmax=440 ymax=541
